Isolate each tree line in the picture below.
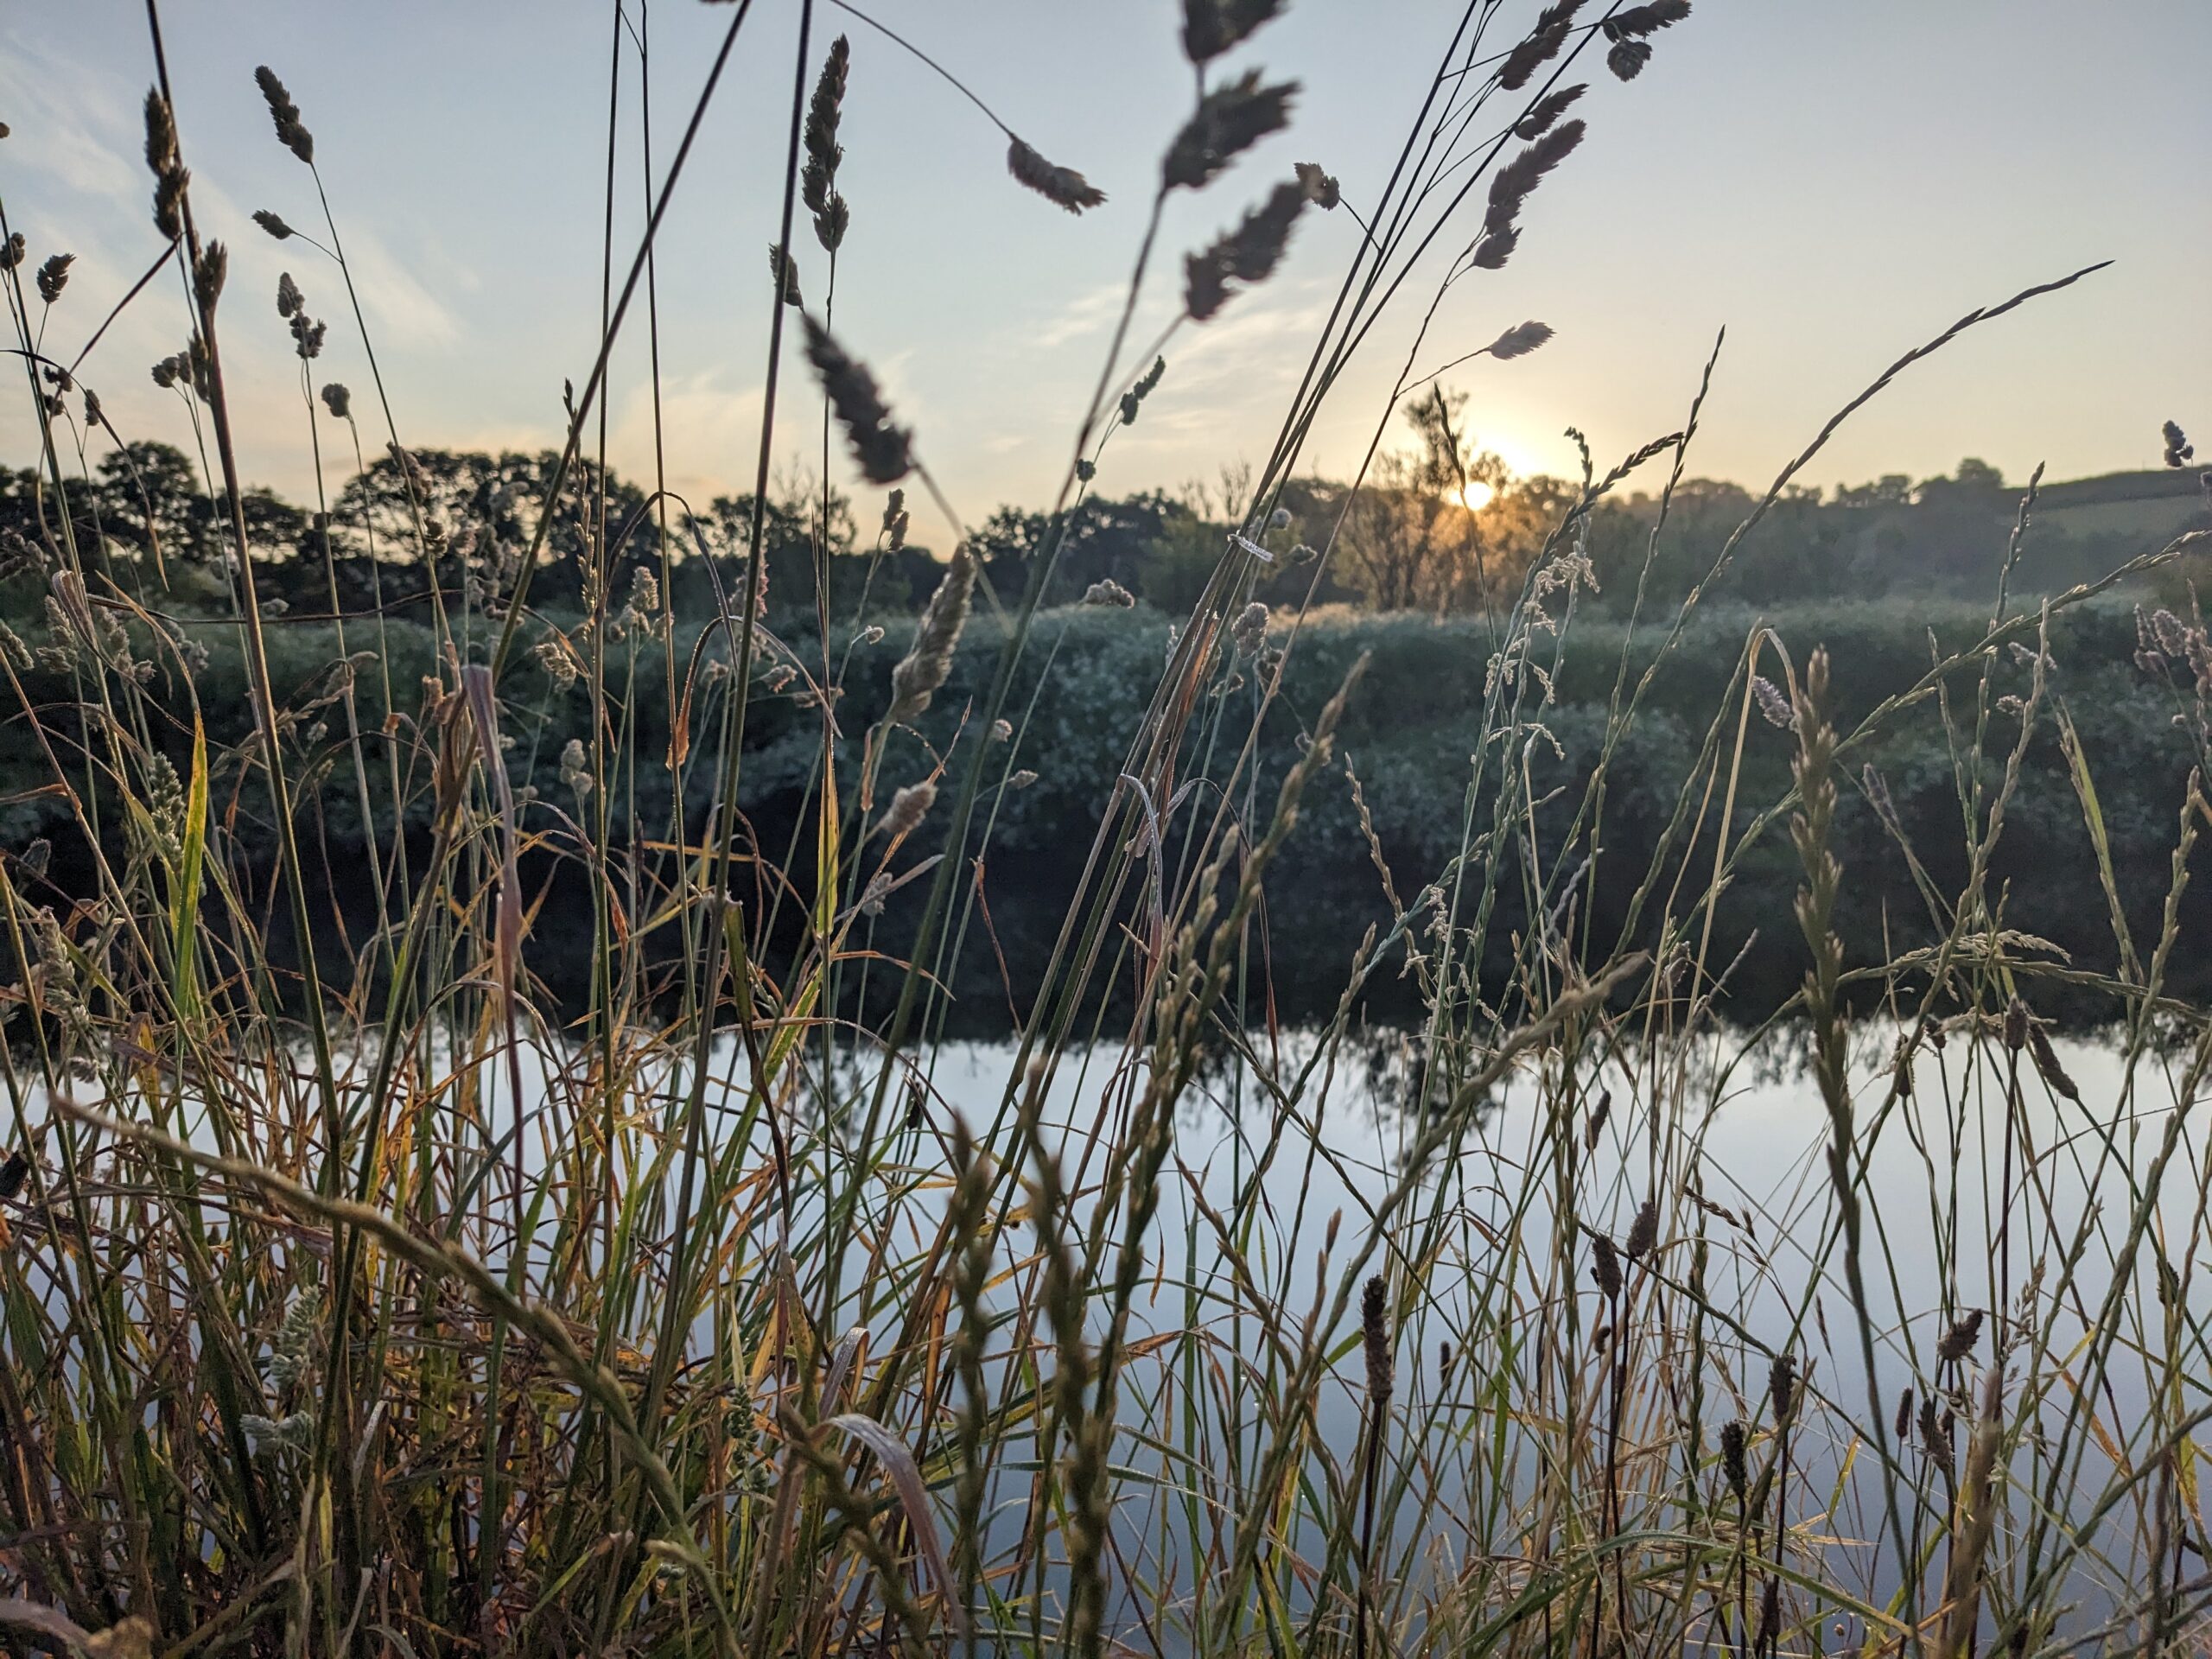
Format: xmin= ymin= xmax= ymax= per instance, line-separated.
xmin=3 ymin=395 xmax=2200 ymax=631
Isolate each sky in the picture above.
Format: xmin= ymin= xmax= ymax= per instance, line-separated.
xmin=3 ymin=0 xmax=2208 ymax=536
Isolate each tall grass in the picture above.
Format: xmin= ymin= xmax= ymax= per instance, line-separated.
xmin=0 ymin=2 xmax=2209 ymax=1656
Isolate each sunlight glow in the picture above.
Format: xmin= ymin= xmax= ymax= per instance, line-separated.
xmin=1458 ymin=480 xmax=1497 ymax=512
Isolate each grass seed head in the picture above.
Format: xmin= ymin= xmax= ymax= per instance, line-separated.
xmin=253 ymin=66 xmax=315 ymax=164
xmin=1185 ymin=181 xmax=1306 ymax=321
xmin=1937 ymin=1309 xmax=1984 ymax=1365
xmin=1514 ymin=83 xmax=1588 ymax=140
xmin=1590 ymin=1231 xmax=1623 ymax=1299
xmin=1180 ymin=0 xmax=1285 ymax=64
xmin=1498 ymin=2 xmax=1584 ymax=91
xmin=1720 ymin=1419 xmax=1748 ymax=1499
xmin=887 ymin=544 xmax=976 ymax=723
xmin=1360 ymin=1275 xmax=1395 ymax=1403
xmin=1294 ymin=161 xmax=1339 ymax=207
xmin=35 ymin=253 xmax=73 ymax=304
xmin=1624 ymin=1196 xmax=1658 ymax=1261
xmin=1007 ymin=137 xmax=1107 ymax=213
xmin=802 ymin=37 xmax=850 ymax=251
xmin=1769 ymin=1351 xmax=1798 ymax=1425
xmin=1164 ymin=71 xmax=1298 ymax=193
xmin=804 ymin=315 xmax=912 ymax=484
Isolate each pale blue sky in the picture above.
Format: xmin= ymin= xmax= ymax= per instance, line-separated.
xmin=3 ymin=1 xmax=2207 ymax=527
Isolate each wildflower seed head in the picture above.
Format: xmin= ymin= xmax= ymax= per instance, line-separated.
xmin=1231 ymin=600 xmax=1268 ymax=656
xmin=2003 ymin=995 xmax=2029 ymax=1052
xmin=804 ymin=315 xmax=912 ymax=484
xmin=252 ymin=208 xmax=294 ymax=240
xmin=1007 ymin=768 xmax=1038 ymax=790
xmin=990 ymin=717 xmax=1012 ymax=741
xmin=1084 ymin=577 xmax=1136 ymax=608
xmin=321 ymin=382 xmax=351 ymax=420
xmin=276 ymin=271 xmax=302 ymax=319
xmin=1007 ymin=138 xmax=1107 ymax=213
xmin=768 ymin=241 xmax=802 ymax=306
xmin=2162 ymin=420 xmax=2195 ymax=468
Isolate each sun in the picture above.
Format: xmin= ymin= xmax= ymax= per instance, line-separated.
xmin=1458 ymin=480 xmax=1496 ymax=512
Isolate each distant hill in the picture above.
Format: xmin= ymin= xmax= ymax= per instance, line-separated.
xmin=2031 ymin=467 xmax=2210 ymax=543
